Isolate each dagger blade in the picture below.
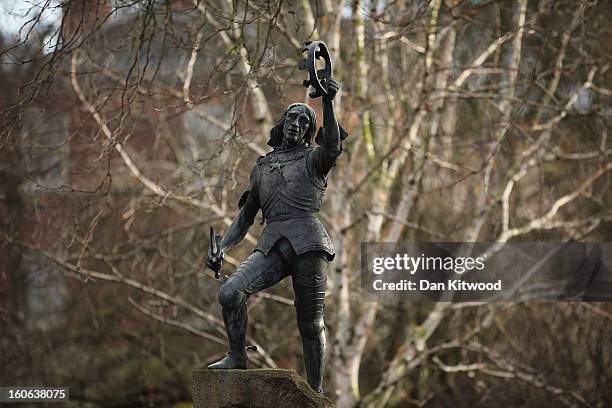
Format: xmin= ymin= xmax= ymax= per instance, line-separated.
xmin=210 ymin=226 xmax=218 ymax=256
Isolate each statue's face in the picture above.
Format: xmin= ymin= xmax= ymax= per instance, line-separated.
xmin=282 ymin=106 xmax=311 ymax=145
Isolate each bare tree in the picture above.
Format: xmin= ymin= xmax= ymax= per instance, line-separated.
xmin=1 ymin=0 xmax=611 ymax=406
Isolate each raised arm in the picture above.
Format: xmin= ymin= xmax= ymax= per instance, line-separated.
xmin=311 ymin=77 xmax=348 ymax=177
xmin=322 ymin=79 xmax=341 ymax=152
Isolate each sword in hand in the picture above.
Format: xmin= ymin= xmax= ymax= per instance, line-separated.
xmin=205 ymin=226 xmax=224 ymax=279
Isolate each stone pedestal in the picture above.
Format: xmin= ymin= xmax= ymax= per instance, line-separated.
xmin=192 ymin=368 xmax=334 ymax=408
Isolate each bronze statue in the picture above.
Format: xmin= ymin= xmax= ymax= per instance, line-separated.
xmin=205 ymin=41 xmax=347 ymax=394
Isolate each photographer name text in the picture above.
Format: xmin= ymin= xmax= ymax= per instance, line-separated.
xmin=372 ymin=279 xmax=502 ymax=291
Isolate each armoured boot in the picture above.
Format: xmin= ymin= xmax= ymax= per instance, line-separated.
xmin=208 ymin=302 xmax=248 ymax=369
xmin=301 ymin=330 xmax=326 ymax=393
xmin=293 ymin=252 xmax=328 ymax=394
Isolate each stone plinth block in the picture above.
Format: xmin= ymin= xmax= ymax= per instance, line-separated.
xmin=192 ymin=368 xmax=334 ymax=408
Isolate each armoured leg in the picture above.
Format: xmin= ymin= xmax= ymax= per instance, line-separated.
xmin=208 ymin=281 xmax=249 ymax=369
xmin=293 ymin=251 xmax=328 ymax=393
xmin=208 ymin=247 xmax=290 ymax=369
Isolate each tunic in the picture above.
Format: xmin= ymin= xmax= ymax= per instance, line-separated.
xmin=238 ymin=126 xmax=346 ymax=261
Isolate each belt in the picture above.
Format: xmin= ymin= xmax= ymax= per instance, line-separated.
xmin=265 ymin=213 xmax=317 ymax=223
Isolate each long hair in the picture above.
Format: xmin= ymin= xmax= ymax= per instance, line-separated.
xmin=267 ymin=103 xmax=317 ymax=148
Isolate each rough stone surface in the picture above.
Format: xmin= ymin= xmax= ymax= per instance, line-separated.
xmin=192 ymin=368 xmax=334 ymax=408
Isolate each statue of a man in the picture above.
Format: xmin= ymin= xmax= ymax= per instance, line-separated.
xmin=205 ymin=77 xmax=346 ymax=394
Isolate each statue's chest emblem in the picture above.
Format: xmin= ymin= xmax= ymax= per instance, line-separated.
xmin=268 ymin=161 xmax=283 ymax=172
xmin=259 ymin=152 xmax=307 ymax=178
